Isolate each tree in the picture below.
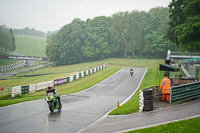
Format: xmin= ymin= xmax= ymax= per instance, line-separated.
xmin=9 ymin=28 xmax=16 ymax=51
xmin=53 ymin=18 xmax=86 ymax=65
xmin=110 ymin=12 xmax=129 ymax=57
xmin=165 ymin=0 xmax=200 ymax=51
xmin=110 ymin=11 xmax=147 ymax=57
xmin=46 ymin=33 xmax=57 ymax=62
xmin=127 ymin=11 xmax=146 ymax=56
xmin=0 ymin=26 xmax=12 ymax=52
xmin=45 ymin=7 xmax=177 ymax=65
xmin=144 ymin=7 xmax=176 ymax=58
xmin=82 ymin=16 xmax=113 ymax=59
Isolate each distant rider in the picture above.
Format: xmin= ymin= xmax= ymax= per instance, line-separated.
xmin=130 ymin=68 xmax=134 ymax=76
xmin=46 ymin=86 xmax=61 ymax=105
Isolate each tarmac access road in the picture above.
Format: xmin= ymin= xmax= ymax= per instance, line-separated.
xmin=0 ymin=51 xmax=46 ymax=78
xmin=0 ymin=63 xmax=47 ymax=78
xmin=0 ymin=68 xmax=147 ymax=133
xmin=80 ymin=99 xmax=200 ymax=133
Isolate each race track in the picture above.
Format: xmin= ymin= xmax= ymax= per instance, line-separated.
xmin=0 ymin=68 xmax=147 ymax=133
xmin=80 ymin=99 xmax=200 ymax=133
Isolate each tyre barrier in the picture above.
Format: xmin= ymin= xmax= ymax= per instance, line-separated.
xmin=139 ymin=90 xmax=144 ymax=112
xmin=0 ymin=64 xmax=26 ymax=73
xmin=0 ymin=61 xmax=21 ymax=69
xmin=139 ymin=88 xmax=153 ymax=112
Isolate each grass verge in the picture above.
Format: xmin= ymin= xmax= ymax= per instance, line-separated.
xmin=0 ymin=59 xmax=17 ymax=66
xmin=126 ymin=117 xmax=200 ymax=133
xmin=0 ymin=58 xmax=164 ymax=107
xmin=109 ymin=67 xmax=161 ymax=115
xmin=15 ymin=35 xmax=47 ymax=57
xmin=0 ymin=65 xmax=121 ymax=107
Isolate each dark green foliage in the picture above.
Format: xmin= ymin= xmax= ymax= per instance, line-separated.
xmin=0 ymin=26 xmax=16 ymax=52
xmin=46 ymin=33 xmax=57 ymax=62
xmin=49 ymin=19 xmax=86 ymax=65
xmin=82 ymin=16 xmax=113 ymax=59
xmin=46 ymin=7 xmax=176 ymax=65
xmin=9 ymin=28 xmax=16 ymax=51
xmin=165 ymin=0 xmax=200 ymax=51
xmin=144 ymin=7 xmax=176 ymax=58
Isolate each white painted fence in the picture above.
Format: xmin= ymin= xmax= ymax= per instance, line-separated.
xmin=11 ymin=64 xmax=107 ymax=97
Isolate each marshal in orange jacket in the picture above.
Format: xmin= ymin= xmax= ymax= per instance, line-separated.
xmin=160 ymin=77 xmax=171 ymax=94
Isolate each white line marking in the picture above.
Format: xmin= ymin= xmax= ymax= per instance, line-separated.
xmin=78 ymin=68 xmax=148 ymax=133
xmin=74 ymin=68 xmax=121 ymax=94
xmin=113 ymin=115 xmax=200 ymax=133
xmin=1 ymin=67 xmax=120 ymax=109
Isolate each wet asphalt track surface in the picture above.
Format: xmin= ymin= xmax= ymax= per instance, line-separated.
xmin=81 ymin=99 xmax=200 ymax=133
xmin=0 ymin=68 xmax=146 ymax=133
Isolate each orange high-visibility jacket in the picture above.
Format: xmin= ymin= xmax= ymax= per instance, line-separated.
xmin=160 ymin=77 xmax=171 ymax=94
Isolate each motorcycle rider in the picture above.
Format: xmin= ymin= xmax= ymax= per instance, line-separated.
xmin=130 ymin=68 xmax=134 ymax=76
xmin=46 ymin=86 xmax=61 ymax=106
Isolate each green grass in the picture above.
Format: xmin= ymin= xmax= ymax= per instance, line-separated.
xmin=107 ymin=58 xmax=164 ymax=115
xmin=0 ymin=61 xmax=108 ymax=87
xmin=109 ymin=67 xmax=161 ymax=115
xmin=127 ymin=117 xmax=200 ymax=133
xmin=0 ymin=65 xmax=120 ymax=107
xmin=0 ymin=58 xmax=163 ymax=88
xmin=0 ymin=58 xmax=164 ymax=107
xmin=103 ymin=58 xmax=163 ymax=68
xmin=0 ymin=59 xmax=16 ymax=66
xmin=0 ymin=51 xmax=17 ymax=66
xmin=15 ymin=35 xmax=47 ymax=57
xmin=0 ymin=35 xmax=47 ymax=66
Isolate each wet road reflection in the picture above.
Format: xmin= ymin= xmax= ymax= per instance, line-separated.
xmin=45 ymin=111 xmax=62 ymax=133
xmin=0 ymin=68 xmax=147 ymax=133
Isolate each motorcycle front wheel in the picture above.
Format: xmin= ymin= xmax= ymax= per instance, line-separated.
xmin=58 ymin=103 xmax=62 ymax=111
xmin=48 ymin=102 xmax=54 ymax=112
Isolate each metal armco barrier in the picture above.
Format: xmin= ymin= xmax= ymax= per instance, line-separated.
xmin=170 ymin=81 xmax=200 ymax=104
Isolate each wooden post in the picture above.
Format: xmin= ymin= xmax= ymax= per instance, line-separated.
xmin=117 ymin=101 xmax=120 ymax=108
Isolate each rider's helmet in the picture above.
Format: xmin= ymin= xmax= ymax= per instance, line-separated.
xmin=47 ymin=86 xmax=53 ymax=91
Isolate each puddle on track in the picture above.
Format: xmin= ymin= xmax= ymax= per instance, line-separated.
xmin=61 ymin=95 xmax=89 ymax=104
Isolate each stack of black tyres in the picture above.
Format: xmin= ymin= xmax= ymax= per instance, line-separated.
xmin=142 ymin=89 xmax=153 ymax=111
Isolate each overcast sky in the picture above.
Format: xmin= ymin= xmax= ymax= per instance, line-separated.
xmin=0 ymin=0 xmax=171 ymax=33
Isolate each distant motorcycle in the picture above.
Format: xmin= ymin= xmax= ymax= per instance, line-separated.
xmin=130 ymin=69 xmax=134 ymax=76
xmin=45 ymin=92 xmax=62 ymax=112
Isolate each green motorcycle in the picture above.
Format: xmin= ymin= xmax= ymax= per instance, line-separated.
xmin=130 ymin=69 xmax=134 ymax=76
xmin=45 ymin=92 xmax=62 ymax=112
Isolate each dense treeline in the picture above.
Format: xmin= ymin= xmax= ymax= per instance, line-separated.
xmin=165 ymin=0 xmax=200 ymax=51
xmin=13 ymin=27 xmax=45 ymax=37
xmin=46 ymin=7 xmax=176 ymax=65
xmin=0 ymin=26 xmax=16 ymax=53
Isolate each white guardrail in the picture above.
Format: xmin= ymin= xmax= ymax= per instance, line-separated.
xmin=181 ymin=64 xmax=192 ymax=78
xmin=12 ymin=64 xmax=106 ymax=97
